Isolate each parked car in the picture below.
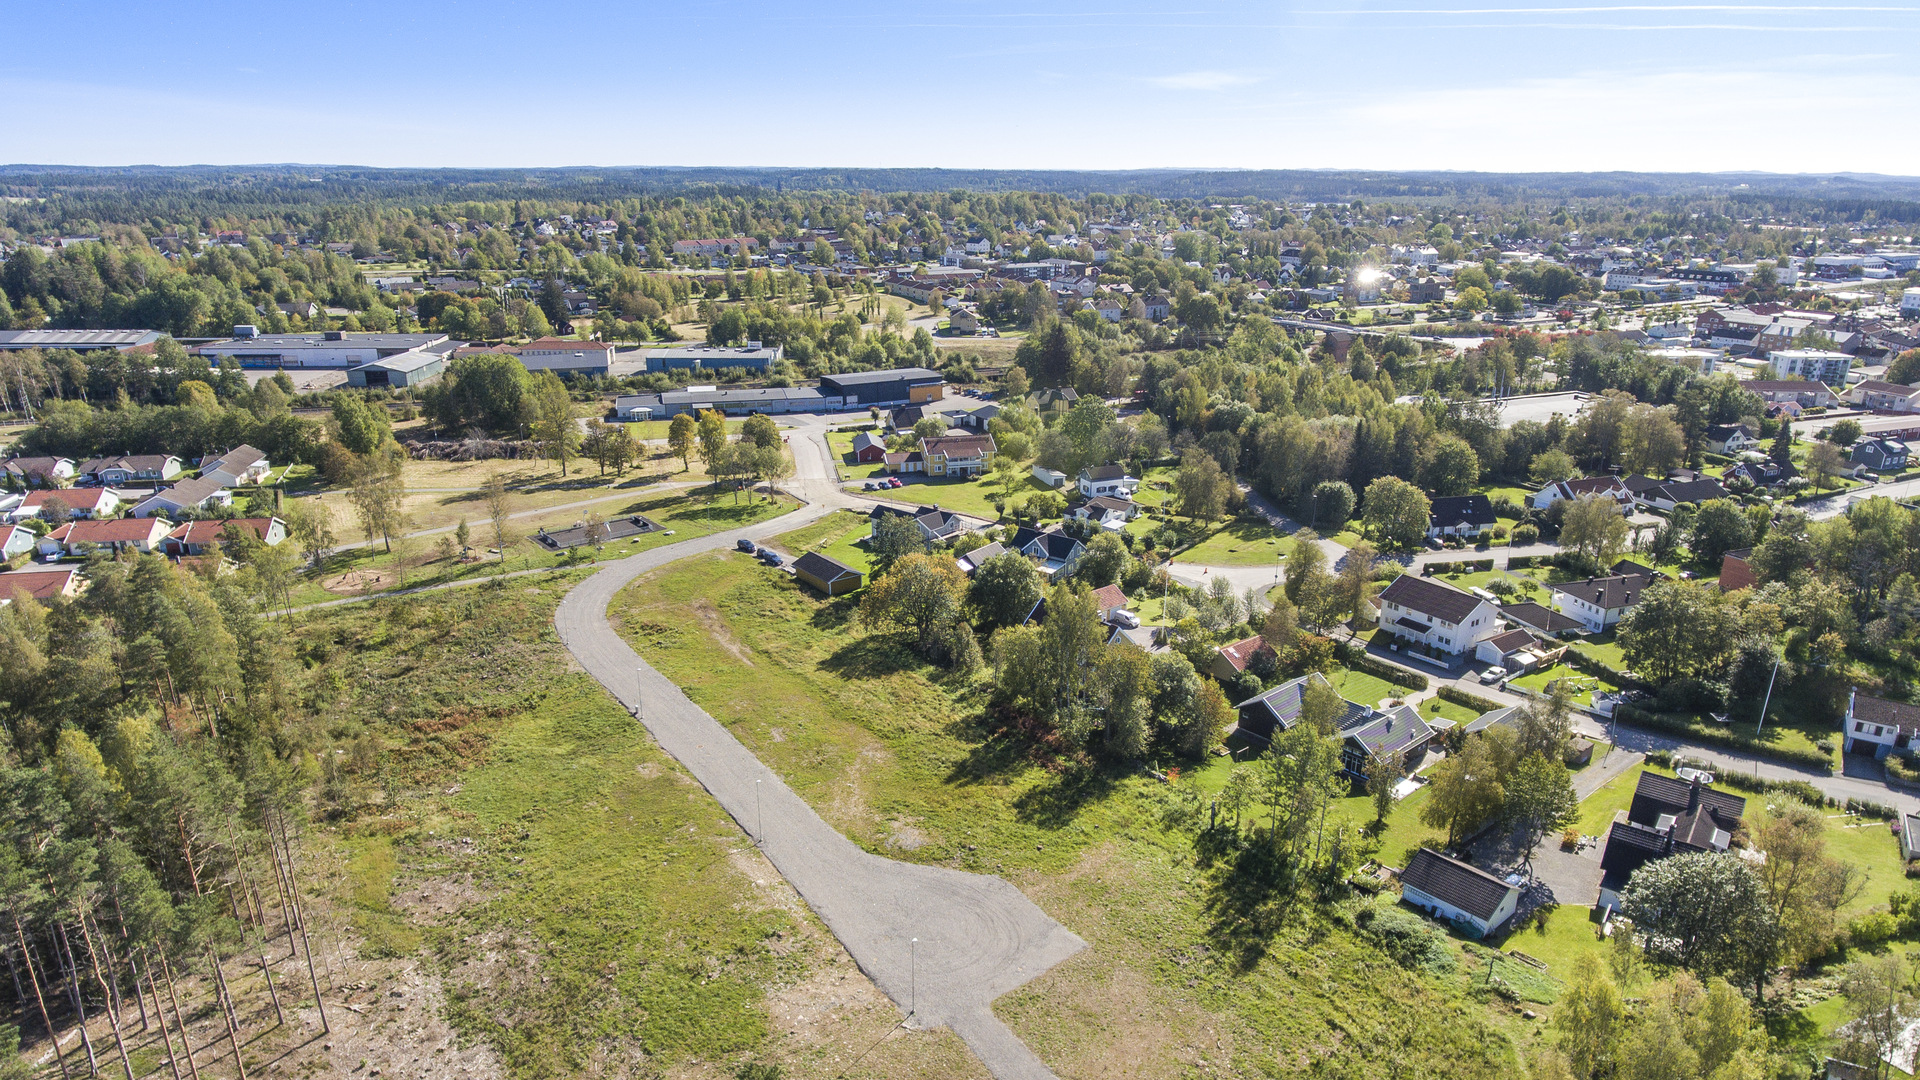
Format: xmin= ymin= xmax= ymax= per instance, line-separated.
xmin=758 ymin=550 xmax=784 ymax=567
xmin=888 ymin=478 xmax=904 ymax=488
xmin=736 ymin=538 xmax=757 ymax=554
xmin=1479 ymin=666 xmax=1507 ymax=685
xmin=1108 ymin=610 xmax=1141 ymax=629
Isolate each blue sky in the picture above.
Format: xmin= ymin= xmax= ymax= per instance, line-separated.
xmin=4 ymin=0 xmax=1917 ymax=173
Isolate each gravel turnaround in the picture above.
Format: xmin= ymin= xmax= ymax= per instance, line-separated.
xmin=553 ymin=501 xmax=1085 ymax=1080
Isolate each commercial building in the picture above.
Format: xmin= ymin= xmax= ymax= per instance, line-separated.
xmin=196 ymin=330 xmax=453 ymax=369
xmin=347 ymin=349 xmax=445 ymax=388
xmin=613 ymin=386 xmax=829 ymax=420
xmin=519 ymin=338 xmax=614 ymax=375
xmin=0 ymin=329 xmax=163 ymax=352
xmin=641 ymin=342 xmax=782 ymax=373
xmin=817 ymin=367 xmax=945 ymax=407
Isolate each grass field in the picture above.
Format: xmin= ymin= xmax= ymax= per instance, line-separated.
xmin=291 ymin=571 xmax=980 ymax=1079
xmin=882 ymin=472 xmax=1052 ymax=520
xmin=1177 ymin=519 xmax=1289 ymax=566
xmin=824 ymin=429 xmax=895 ymax=480
xmin=612 ymin=544 xmax=1525 ymax=1078
xmin=284 ymin=490 xmax=796 ymax=606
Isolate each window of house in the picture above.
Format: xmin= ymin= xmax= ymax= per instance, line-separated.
xmin=1876 ymin=725 xmax=1887 ymax=737
xmin=1858 ymin=721 xmax=1868 ymax=732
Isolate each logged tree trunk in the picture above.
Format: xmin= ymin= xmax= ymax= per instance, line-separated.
xmin=13 ymin=918 xmax=71 ymax=1080
xmin=205 ymin=948 xmax=249 ymax=1080
xmin=77 ymin=913 xmax=137 ymax=1080
xmin=159 ymin=953 xmax=201 ymax=1080
xmin=273 ymin=814 xmax=329 ymax=1034
xmin=53 ymin=922 xmax=98 ymax=1075
xmin=141 ymin=951 xmax=183 ymax=1080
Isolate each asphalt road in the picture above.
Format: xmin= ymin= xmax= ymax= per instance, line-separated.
xmin=551 ymin=418 xmax=1085 ymax=1080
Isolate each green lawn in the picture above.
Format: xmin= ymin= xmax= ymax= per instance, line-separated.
xmin=1509 ymin=664 xmax=1622 ymax=708
xmin=1574 ymin=763 xmax=1675 ymax=838
xmin=619 ymin=417 xmax=744 ymax=441
xmin=774 ymin=510 xmax=877 ymax=577
xmin=613 ymin=554 xmax=1523 ymax=1075
xmin=825 ymin=429 xmax=895 ymax=480
xmin=888 ymin=473 xmax=1051 ymax=520
xmin=1572 ymin=631 xmax=1627 ymax=669
xmin=1178 ymin=518 xmax=1290 ymax=566
xmin=1328 ymin=667 xmax=1407 ymax=708
xmin=1421 ymin=696 xmax=1483 ymax=726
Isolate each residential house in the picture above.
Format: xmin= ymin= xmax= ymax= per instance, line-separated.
xmin=1236 ymin=673 xmax=1371 ymax=740
xmin=887 ymin=405 xmax=929 ymax=433
xmin=1426 ymin=494 xmax=1497 ymax=539
xmin=954 ymin=404 xmax=1001 ymax=433
xmin=0 ymin=567 xmax=83 ymax=604
xmin=1596 ymin=772 xmax=1745 ymax=911
xmin=1724 ymin=459 xmax=1797 ymax=489
xmin=161 ymin=517 xmax=288 ymax=557
xmin=78 ymin=454 xmax=183 ymax=485
xmin=1375 ymin=575 xmax=1502 ymax=663
xmin=1341 ymin=704 xmax=1435 ymax=784
xmin=1212 ymin=635 xmax=1276 ymax=683
xmin=868 ymin=504 xmax=967 ymax=544
xmin=1030 ymin=387 xmax=1080 ymax=414
xmin=1842 ymin=688 xmax=1920 ymax=758
xmin=883 ymin=450 xmax=925 ymax=474
xmin=1009 ymin=525 xmax=1086 ymax=579
xmin=1407 ymin=279 xmax=1446 ymax=304
xmin=0 ymin=523 xmax=36 ymax=560
xmin=1070 ymin=495 xmax=1137 ymax=530
xmin=1770 ymin=348 xmax=1852 ymax=386
xmin=955 ymin=542 xmax=1007 ymax=576
xmin=2 ymin=456 xmax=76 ymax=487
xmin=197 ymin=445 xmax=270 ymax=486
xmin=1077 ymin=465 xmax=1140 ymax=499
xmin=1850 ymin=438 xmax=1910 ymax=473
xmin=1850 ymin=380 xmax=1920 ymax=413
xmin=1634 ymin=476 xmax=1731 ymax=512
xmin=1901 ymin=812 xmax=1920 ymax=862
xmin=1548 ymin=570 xmax=1652 ymax=632
xmin=129 ymin=475 xmax=234 ymax=518
xmin=919 ymin=435 xmax=996 ymax=477
xmin=1140 ymin=296 xmax=1172 ymax=321
xmin=1719 ymin=548 xmax=1758 ymax=592
xmin=850 ymin=431 xmax=888 ymax=463
xmin=1528 ymin=475 xmax=1634 ymax=512
xmin=1704 ymin=424 xmax=1759 ymax=455
xmin=41 ymin=517 xmax=172 ymax=556
xmin=1398 ymin=849 xmax=1520 ymax=938
xmin=1498 ymin=601 xmax=1585 ymax=638
xmin=793 ymin=552 xmax=863 ymax=597
xmin=10 ymin=487 xmax=121 ymax=522
xmin=947 ymin=306 xmax=980 ymax=334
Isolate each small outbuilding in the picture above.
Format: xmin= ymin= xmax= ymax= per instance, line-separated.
xmin=792 ymin=551 xmax=863 ymax=596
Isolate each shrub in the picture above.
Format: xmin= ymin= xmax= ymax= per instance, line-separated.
xmin=1512 ymin=523 xmax=1539 ymax=545
xmin=1888 ymin=753 xmax=1920 ymax=786
xmin=1438 ymin=685 xmax=1504 ymax=713
xmin=1567 ymin=649 xmax=1644 ymax=689
xmin=1849 ymin=911 xmax=1900 ymax=949
xmin=1357 ymin=902 xmax=1460 ymax=970
xmin=1848 ymin=797 xmax=1899 ymax=821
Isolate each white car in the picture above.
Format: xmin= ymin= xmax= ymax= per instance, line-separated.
xmin=1109 ymin=609 xmax=1141 ymax=629
xmin=1479 ymin=666 xmax=1507 ymax=685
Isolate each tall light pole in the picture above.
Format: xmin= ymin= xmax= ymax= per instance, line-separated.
xmin=910 ymin=938 xmax=918 ymax=1018
xmin=755 ymin=779 xmax=763 ymax=847
xmin=1756 ymin=656 xmax=1781 ymax=736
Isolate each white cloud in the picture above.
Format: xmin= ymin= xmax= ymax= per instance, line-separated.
xmin=1147 ymin=70 xmax=1261 ymax=91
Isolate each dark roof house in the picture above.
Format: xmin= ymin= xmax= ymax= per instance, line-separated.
xmin=1398 ymin=848 xmax=1520 ymax=937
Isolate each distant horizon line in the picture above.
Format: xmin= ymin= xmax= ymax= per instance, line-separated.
xmin=2 ymin=163 xmax=1919 ymax=182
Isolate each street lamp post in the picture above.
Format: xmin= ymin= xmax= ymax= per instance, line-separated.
xmin=910 ymin=937 xmax=918 ymax=1018
xmin=755 ymin=779 xmax=763 ymax=846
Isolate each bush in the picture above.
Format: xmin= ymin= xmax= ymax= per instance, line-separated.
xmin=1849 ymin=911 xmax=1900 ymax=949
xmin=1848 ymin=797 xmax=1900 ymax=821
xmin=1889 ymin=753 xmax=1920 ymax=786
xmin=1438 ymin=685 xmax=1504 ymax=713
xmin=1334 ymin=642 xmax=1429 ymax=690
xmin=1512 ymin=523 xmax=1539 ymax=545
xmin=1612 ymin=704 xmax=1833 ymax=772
xmin=1357 ymin=902 xmax=1461 ymax=969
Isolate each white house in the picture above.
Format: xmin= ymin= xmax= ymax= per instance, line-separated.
xmin=1902 ymin=288 xmax=1920 ymax=318
xmin=197 ymin=445 xmax=271 ymax=486
xmin=1704 ymin=424 xmax=1758 ymax=455
xmin=1548 ymin=568 xmax=1653 ymax=632
xmin=1528 ymin=475 xmax=1634 ymax=512
xmin=78 ymin=454 xmax=184 ymax=486
xmin=1375 ymin=575 xmax=1501 ymax=662
xmin=11 ymin=487 xmax=122 ymax=523
xmin=1398 ymin=848 xmax=1519 ymax=939
xmin=129 ymin=475 xmax=234 ymax=518
xmin=1842 ymin=688 xmax=1920 ymax=758
xmin=1078 ymin=465 xmax=1140 ymax=499
xmin=41 ymin=517 xmax=173 ymax=556
xmin=0 ymin=523 xmax=37 ymax=559
xmin=1070 ymin=495 xmax=1137 ymax=530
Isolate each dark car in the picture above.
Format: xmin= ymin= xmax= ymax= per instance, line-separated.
xmin=736 ymin=538 xmax=757 ymax=554
xmin=758 ymin=550 xmax=784 ymax=567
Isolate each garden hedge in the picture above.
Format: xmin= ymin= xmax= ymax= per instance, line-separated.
xmin=1437 ymin=685 xmax=1505 ymax=713
xmin=1334 ymin=642 xmax=1429 ymax=691
xmin=1613 ymin=703 xmax=1833 ymax=772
